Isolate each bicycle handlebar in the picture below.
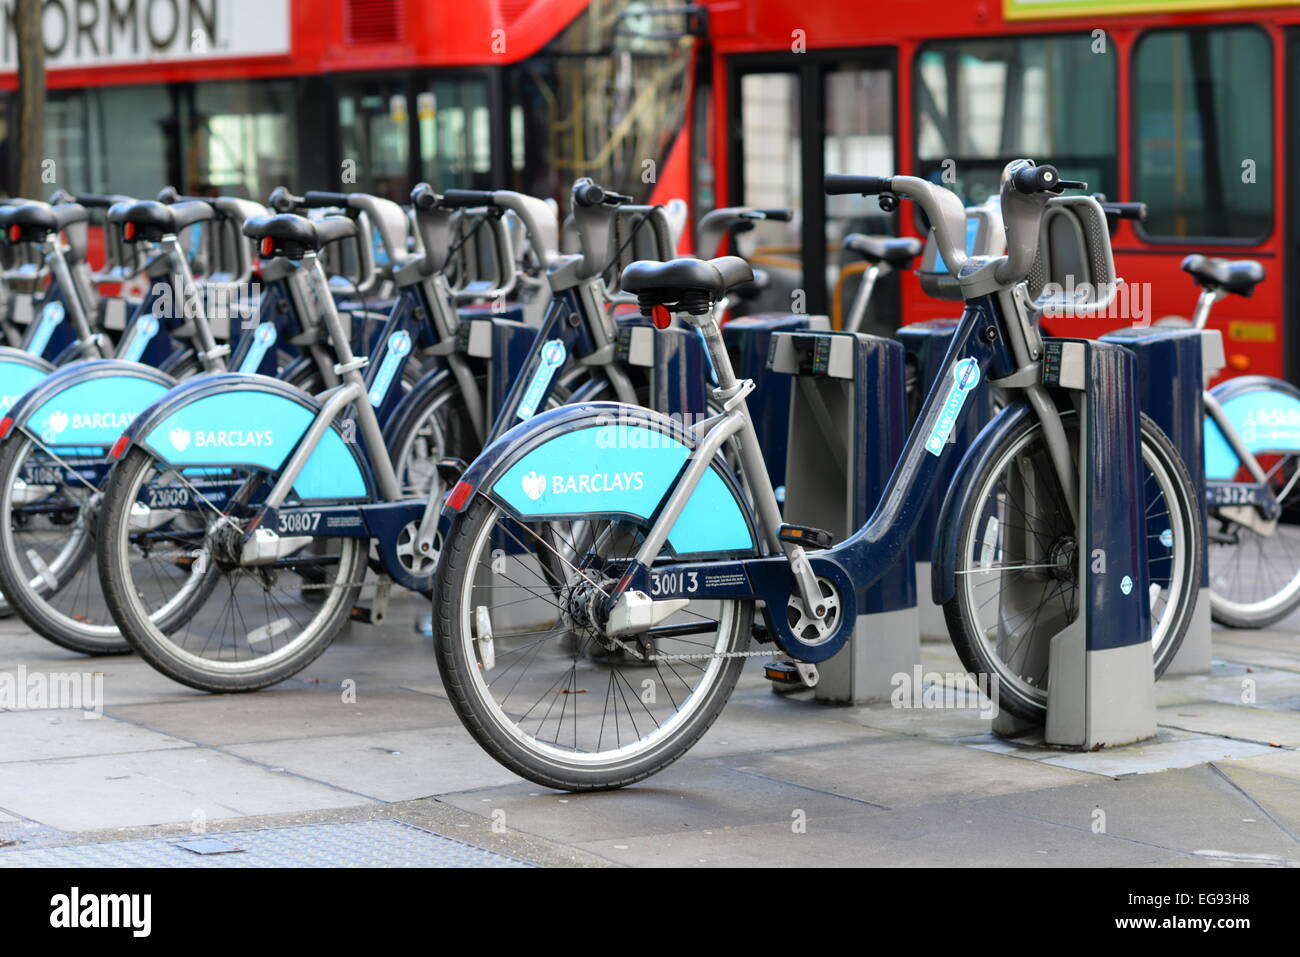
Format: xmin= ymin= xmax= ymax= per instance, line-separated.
xmin=824 ymin=174 xmax=894 ymax=197
xmin=572 ymin=180 xmax=633 ymax=209
xmin=1092 ymin=194 xmax=1147 ymax=222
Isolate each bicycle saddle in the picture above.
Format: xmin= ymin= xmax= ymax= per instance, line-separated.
xmin=1181 ymin=254 xmax=1265 ymax=298
xmin=2 ymin=201 xmax=90 ymax=235
xmin=243 ymin=213 xmax=358 ymax=257
xmin=108 ymin=199 xmax=214 ymax=235
xmin=842 ymin=234 xmax=922 ymax=269
xmin=620 ymin=256 xmax=755 ymax=312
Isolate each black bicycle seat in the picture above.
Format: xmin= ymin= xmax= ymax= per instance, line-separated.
xmin=1181 ymin=254 xmax=1265 ymax=298
xmin=244 ymin=213 xmax=358 ymax=258
xmin=2 ymin=201 xmax=89 ymax=235
xmin=843 ymin=234 xmax=922 ymax=269
xmin=620 ymin=256 xmax=754 ymax=313
xmin=108 ymin=200 xmax=214 ymax=239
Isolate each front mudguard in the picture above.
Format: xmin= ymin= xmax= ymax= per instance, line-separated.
xmin=111 ymin=373 xmax=375 ymax=502
xmin=447 ymin=401 xmax=762 ymax=559
xmin=930 ymin=401 xmax=1035 ymax=606
xmin=0 ymin=347 xmax=55 ymax=419
xmin=2 ymin=359 xmax=176 ymax=448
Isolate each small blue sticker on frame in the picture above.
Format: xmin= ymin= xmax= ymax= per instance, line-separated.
xmin=238 ymin=322 xmax=279 ymax=374
xmin=925 ymin=357 xmax=980 ymax=456
xmin=27 ymin=301 xmax=66 ymax=357
xmin=368 ymin=330 xmax=413 ymax=406
xmin=516 ymin=339 xmax=567 ymax=421
xmin=121 ymin=314 xmax=161 ymax=363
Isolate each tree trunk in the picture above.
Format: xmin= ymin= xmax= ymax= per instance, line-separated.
xmin=15 ymin=0 xmax=46 ymax=200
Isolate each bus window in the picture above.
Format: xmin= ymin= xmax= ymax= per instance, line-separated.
xmin=504 ymin=0 xmax=691 ymax=206
xmin=914 ymin=35 xmax=1116 ymax=204
xmin=825 ymin=66 xmax=895 ymax=335
xmin=417 ymin=77 xmax=493 ymax=190
xmin=1133 ymin=26 xmax=1272 ymax=242
xmin=735 ymin=72 xmax=803 ymax=314
xmin=47 ymin=86 xmax=169 ymax=201
xmin=185 ymin=81 xmax=298 ymax=201
xmin=338 ymin=86 xmax=412 ymax=202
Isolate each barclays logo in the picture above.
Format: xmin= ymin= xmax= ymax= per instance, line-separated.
xmin=521 ymin=471 xmax=546 ymax=501
xmin=170 ymin=427 xmax=191 ymax=452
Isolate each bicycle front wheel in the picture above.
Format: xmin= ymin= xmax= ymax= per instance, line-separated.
xmin=944 ymin=410 xmax=1202 ymax=721
xmin=434 ymin=494 xmax=754 ymax=792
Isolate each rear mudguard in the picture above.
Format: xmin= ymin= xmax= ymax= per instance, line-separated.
xmin=111 ymin=373 xmax=374 ymax=502
xmin=448 ymin=401 xmax=761 ymax=559
xmin=0 ymin=347 xmax=55 ymax=418
xmin=2 ymin=360 xmax=175 ymax=449
xmin=931 ymin=401 xmax=1035 ymax=606
xmin=1203 ymin=374 xmax=1300 ymax=480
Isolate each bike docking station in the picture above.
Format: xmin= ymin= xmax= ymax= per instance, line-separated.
xmin=1099 ymin=323 xmax=1223 ymax=676
xmin=990 ymin=195 xmax=1159 ymax=748
xmin=765 ymin=328 xmax=919 ymax=703
xmin=722 ymin=312 xmax=830 ymax=501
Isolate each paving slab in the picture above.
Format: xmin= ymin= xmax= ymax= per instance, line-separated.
xmin=984 ymin=765 xmax=1300 ymax=861
xmin=731 ymin=736 xmax=1098 ymax=808
xmin=106 ymin=687 xmax=457 ymax=747
xmin=0 ymin=709 xmax=189 ymax=763
xmin=1212 ymin=753 xmax=1300 ymax=839
xmin=1157 ymin=701 xmax=1300 ymax=747
xmin=437 ymin=760 xmax=882 ymax=844
xmin=573 ymin=800 xmax=1176 ymax=867
xmin=0 ymin=748 xmax=376 ymax=830
xmin=222 ymin=725 xmax=522 ymax=801
xmin=1033 ymin=733 xmax=1276 ymax=776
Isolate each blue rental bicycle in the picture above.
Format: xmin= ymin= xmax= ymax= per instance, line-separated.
xmin=0 ymin=188 xmax=421 ymax=652
xmin=428 ymin=160 xmax=1204 ymax=792
xmin=88 ymin=173 xmax=787 ymax=691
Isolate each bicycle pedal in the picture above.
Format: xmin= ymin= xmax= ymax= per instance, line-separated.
xmin=778 ymin=524 xmax=835 ymax=549
xmin=765 ymin=660 xmax=819 ymax=693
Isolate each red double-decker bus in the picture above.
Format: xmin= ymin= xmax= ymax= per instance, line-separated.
xmin=3 ymin=1 xmax=1295 ymax=384
xmin=695 ymin=0 xmax=1299 ymax=382
xmin=0 ymin=0 xmax=696 ymax=208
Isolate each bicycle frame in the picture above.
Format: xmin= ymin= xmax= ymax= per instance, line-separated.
xmin=556 ymin=289 xmax=1096 ymax=663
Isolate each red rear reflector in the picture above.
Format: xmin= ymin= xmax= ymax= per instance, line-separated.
xmin=123 ymin=222 xmax=135 ymax=241
xmin=651 ymin=304 xmax=671 ymax=330
xmin=108 ymin=435 xmax=131 ymax=460
xmin=261 ymin=237 xmax=274 ymax=257
xmin=0 ymin=417 xmax=12 ymax=440
xmin=7 ymin=224 xmax=19 ymax=242
xmin=447 ymin=480 xmax=473 ymax=511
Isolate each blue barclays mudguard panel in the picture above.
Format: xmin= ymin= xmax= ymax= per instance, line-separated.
xmin=1204 ymin=385 xmax=1300 ymax=480
xmin=0 ymin=352 xmax=55 ymax=417
xmin=491 ymin=422 xmax=754 ymax=556
xmin=137 ymin=380 xmax=369 ymax=501
xmin=26 ymin=373 xmax=171 ymax=447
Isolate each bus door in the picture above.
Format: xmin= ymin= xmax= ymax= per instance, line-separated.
xmin=726 ymin=50 xmax=896 ymax=330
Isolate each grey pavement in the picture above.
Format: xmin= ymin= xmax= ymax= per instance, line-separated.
xmin=1 ymin=592 xmax=1299 ymax=867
